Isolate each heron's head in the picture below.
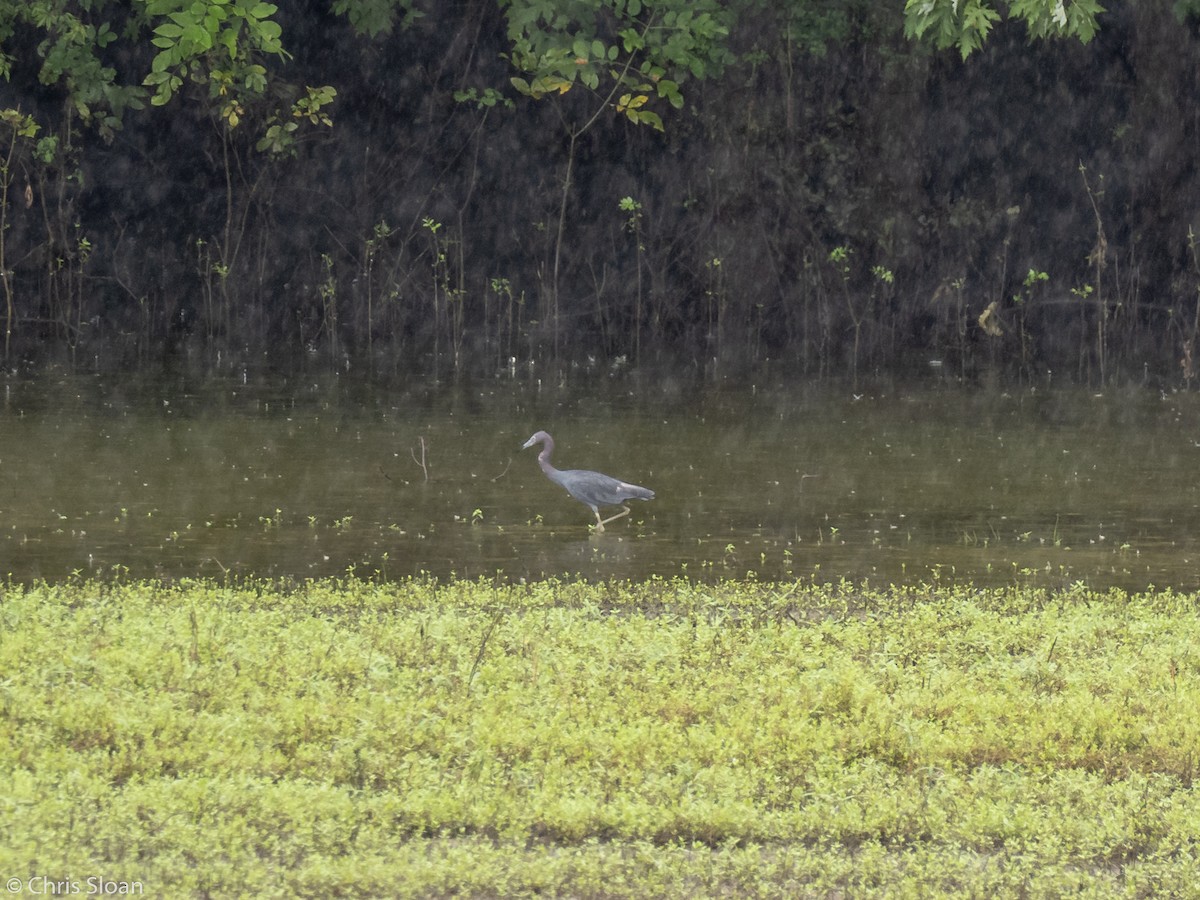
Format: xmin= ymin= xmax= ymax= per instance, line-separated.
xmin=522 ymin=431 xmax=551 ymax=450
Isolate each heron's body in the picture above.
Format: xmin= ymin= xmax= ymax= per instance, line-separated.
xmin=522 ymin=431 xmax=654 ymax=531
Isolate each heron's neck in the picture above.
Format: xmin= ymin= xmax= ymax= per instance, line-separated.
xmin=536 ymin=437 xmax=559 ymax=474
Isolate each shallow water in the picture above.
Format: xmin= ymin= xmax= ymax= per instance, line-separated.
xmin=3 ymin=373 xmax=1200 ymax=589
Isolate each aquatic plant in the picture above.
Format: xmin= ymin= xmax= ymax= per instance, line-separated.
xmin=1 ymin=577 xmax=1197 ymax=895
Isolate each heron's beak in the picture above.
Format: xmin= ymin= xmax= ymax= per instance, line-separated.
xmin=521 ymin=436 xmax=536 ymax=450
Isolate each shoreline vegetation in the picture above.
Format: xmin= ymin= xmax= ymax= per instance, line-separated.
xmin=2 ymin=577 xmax=1197 ymax=896
xmin=4 ymin=5 xmax=1200 ymax=387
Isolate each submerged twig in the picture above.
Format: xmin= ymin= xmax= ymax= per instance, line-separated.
xmin=203 ymin=557 xmax=229 ymax=575
xmin=491 ymin=458 xmax=513 ymax=482
xmin=411 ymin=436 xmax=429 ymax=482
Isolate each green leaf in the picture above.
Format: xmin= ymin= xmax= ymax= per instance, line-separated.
xmin=632 ymin=109 xmax=664 ymax=131
xmin=257 ymin=20 xmax=283 ymax=42
xmin=531 ymin=74 xmax=572 ymax=96
xmin=620 ymin=28 xmax=644 ymax=53
xmin=658 ymin=79 xmax=683 ymax=109
xmin=150 ymin=50 xmax=175 ymax=73
xmin=184 ymin=23 xmax=213 ymax=51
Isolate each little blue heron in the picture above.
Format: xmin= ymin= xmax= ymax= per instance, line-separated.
xmin=522 ymin=430 xmax=655 ymax=532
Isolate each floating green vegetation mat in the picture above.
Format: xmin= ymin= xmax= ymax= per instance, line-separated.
xmin=1 ymin=578 xmax=1198 ymax=897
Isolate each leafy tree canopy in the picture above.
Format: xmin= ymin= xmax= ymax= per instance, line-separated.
xmin=902 ymin=0 xmax=1106 ymax=60
xmin=501 ymin=0 xmax=735 ymax=131
xmin=0 ymin=0 xmax=1124 ymax=145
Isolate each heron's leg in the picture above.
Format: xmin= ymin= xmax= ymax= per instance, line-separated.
xmin=597 ymin=505 xmax=632 ymax=528
xmin=592 ymin=510 xmax=606 ymax=533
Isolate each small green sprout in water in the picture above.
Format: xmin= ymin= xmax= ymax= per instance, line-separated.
xmin=471 ymin=508 xmax=484 ymax=526
xmin=829 ymin=244 xmax=852 ymax=277
xmin=1012 ymin=268 xmax=1049 ymax=306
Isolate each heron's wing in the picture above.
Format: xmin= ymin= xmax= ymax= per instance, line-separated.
xmin=557 ymin=469 xmax=654 ymax=507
